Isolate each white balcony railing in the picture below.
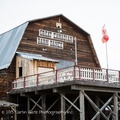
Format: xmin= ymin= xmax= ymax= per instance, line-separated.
xmin=12 ymin=66 xmax=120 ymax=89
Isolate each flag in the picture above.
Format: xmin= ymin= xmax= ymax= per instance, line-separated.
xmin=102 ymin=25 xmax=107 ymax=35
xmin=102 ymin=34 xmax=109 ymax=43
xmin=102 ymin=25 xmax=109 ymax=43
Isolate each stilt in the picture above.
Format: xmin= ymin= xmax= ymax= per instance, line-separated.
xmin=11 ymin=106 xmax=17 ymax=120
xmin=14 ymin=107 xmax=17 ymax=120
xmin=113 ymin=92 xmax=118 ymax=120
xmin=27 ymin=96 xmax=30 ymax=120
xmin=79 ymin=90 xmax=85 ymax=120
xmin=61 ymin=93 xmax=66 ymax=120
xmin=95 ymin=97 xmax=100 ymax=120
xmin=41 ymin=94 xmax=46 ymax=120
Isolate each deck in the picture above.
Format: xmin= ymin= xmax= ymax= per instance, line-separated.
xmin=10 ymin=66 xmax=120 ymax=120
xmin=12 ymin=65 xmax=120 ymax=90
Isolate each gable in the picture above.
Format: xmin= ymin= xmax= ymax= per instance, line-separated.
xmin=17 ymin=15 xmax=100 ymax=67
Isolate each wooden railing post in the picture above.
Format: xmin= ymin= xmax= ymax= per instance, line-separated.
xmin=56 ymin=70 xmax=57 ymax=83
xmin=12 ymin=81 xmax=14 ymax=90
xmin=24 ymin=77 xmax=26 ymax=89
xmin=79 ymin=66 xmax=81 ymax=80
xmin=36 ymin=74 xmax=39 ymax=87
xmin=74 ymin=65 xmax=76 ymax=80
xmin=106 ymin=69 xmax=108 ymax=82
xmin=93 ymin=68 xmax=95 ymax=81
xmin=119 ymin=71 xmax=120 ymax=83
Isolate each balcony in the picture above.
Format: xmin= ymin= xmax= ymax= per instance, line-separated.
xmin=12 ymin=66 xmax=120 ymax=90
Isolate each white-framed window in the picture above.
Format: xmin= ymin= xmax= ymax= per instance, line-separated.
xmin=38 ymin=29 xmax=73 ymax=43
xmin=37 ymin=37 xmax=63 ymax=49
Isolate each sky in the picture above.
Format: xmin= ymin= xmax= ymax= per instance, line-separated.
xmin=0 ymin=0 xmax=120 ymax=70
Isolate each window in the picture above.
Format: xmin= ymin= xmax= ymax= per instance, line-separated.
xmin=19 ymin=67 xmax=22 ymax=77
xmin=37 ymin=37 xmax=63 ymax=49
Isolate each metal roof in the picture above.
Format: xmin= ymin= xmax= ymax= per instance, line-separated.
xmin=16 ymin=52 xmax=59 ymax=62
xmin=0 ymin=22 xmax=28 ymax=70
xmin=56 ymin=60 xmax=74 ymax=69
xmin=0 ymin=100 xmax=18 ymax=107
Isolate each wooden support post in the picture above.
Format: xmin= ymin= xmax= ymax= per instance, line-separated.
xmin=113 ymin=92 xmax=118 ymax=120
xmin=41 ymin=94 xmax=46 ymax=120
xmin=10 ymin=106 xmax=17 ymax=120
xmin=61 ymin=93 xmax=66 ymax=120
xmin=79 ymin=90 xmax=85 ymax=120
xmin=27 ymin=96 xmax=30 ymax=120
xmin=14 ymin=107 xmax=17 ymax=120
xmin=95 ymin=97 xmax=100 ymax=120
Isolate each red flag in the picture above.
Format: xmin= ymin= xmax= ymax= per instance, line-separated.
xmin=102 ymin=25 xmax=107 ymax=35
xmin=102 ymin=34 xmax=109 ymax=43
xmin=102 ymin=25 xmax=109 ymax=43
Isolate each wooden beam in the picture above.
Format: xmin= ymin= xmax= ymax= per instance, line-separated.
xmin=66 ymin=95 xmax=79 ymax=112
xmin=30 ymin=97 xmax=42 ymax=110
xmin=91 ymin=96 xmax=113 ymax=120
xmin=20 ymin=92 xmax=25 ymax=96
xmin=53 ymin=87 xmax=76 ymax=94
xmin=71 ymin=85 xmax=120 ymax=93
xmin=95 ymin=97 xmax=100 ymax=120
xmin=47 ymin=98 xmax=59 ymax=111
xmin=113 ymin=92 xmax=118 ymax=120
xmin=41 ymin=94 xmax=46 ymax=120
xmin=11 ymin=106 xmax=17 ymax=120
xmin=79 ymin=90 xmax=85 ymax=120
xmin=61 ymin=93 xmax=66 ymax=120
xmin=97 ymin=97 xmax=115 ymax=116
xmin=82 ymin=91 xmax=109 ymax=120
xmin=27 ymin=96 xmax=30 ymax=120
xmin=61 ymin=94 xmax=82 ymax=113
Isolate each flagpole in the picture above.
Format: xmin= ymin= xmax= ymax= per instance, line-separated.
xmin=102 ymin=24 xmax=109 ymax=69
xmin=105 ymin=42 xmax=109 ymax=69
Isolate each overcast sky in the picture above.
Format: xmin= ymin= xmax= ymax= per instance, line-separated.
xmin=0 ymin=0 xmax=120 ymax=70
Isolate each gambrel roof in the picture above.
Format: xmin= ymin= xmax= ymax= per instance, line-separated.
xmin=0 ymin=22 xmax=28 ymax=70
xmin=0 ymin=14 xmax=100 ymax=70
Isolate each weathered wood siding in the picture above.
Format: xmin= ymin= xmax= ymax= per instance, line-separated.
xmin=16 ymin=56 xmax=56 ymax=78
xmin=0 ymin=57 xmax=16 ymax=100
xmin=17 ymin=16 xmax=99 ymax=68
xmin=0 ymin=15 xmax=100 ymax=100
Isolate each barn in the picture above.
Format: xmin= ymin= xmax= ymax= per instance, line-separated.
xmin=0 ymin=14 xmax=120 ymax=120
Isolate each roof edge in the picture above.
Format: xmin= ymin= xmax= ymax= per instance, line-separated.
xmin=0 ymin=21 xmax=29 ymax=36
xmin=28 ymin=14 xmax=90 ymax=35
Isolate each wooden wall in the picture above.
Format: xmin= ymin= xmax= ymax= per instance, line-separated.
xmin=0 ymin=57 xmax=16 ymax=100
xmin=16 ymin=56 xmax=56 ymax=78
xmin=17 ymin=16 xmax=100 ymax=68
xmin=0 ymin=15 xmax=100 ymax=100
